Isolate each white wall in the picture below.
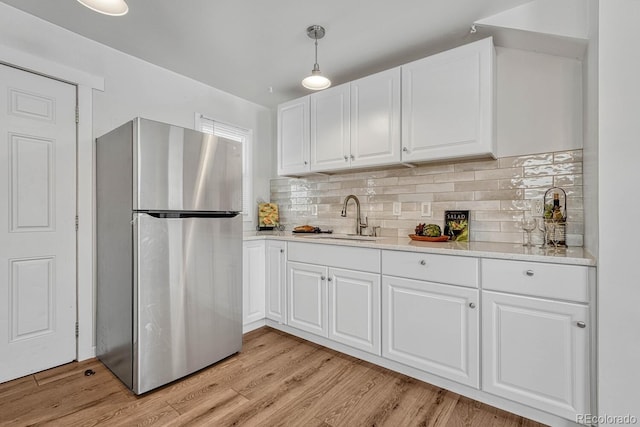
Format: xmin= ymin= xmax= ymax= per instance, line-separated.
xmin=583 ymin=0 xmax=599 ymax=256
xmin=496 ymin=47 xmax=583 ymax=157
xmin=0 ymin=3 xmax=273 ymax=356
xmin=597 ymin=0 xmax=640 ymax=423
xmin=475 ymin=0 xmax=588 ymax=40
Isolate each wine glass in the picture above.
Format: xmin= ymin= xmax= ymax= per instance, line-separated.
xmin=547 ymin=222 xmax=560 ymax=252
xmin=537 ymin=218 xmax=548 ymax=249
xmin=520 ymin=216 xmax=537 ymax=247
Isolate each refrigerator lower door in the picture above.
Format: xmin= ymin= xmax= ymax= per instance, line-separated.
xmin=133 ymin=212 xmax=242 ymax=394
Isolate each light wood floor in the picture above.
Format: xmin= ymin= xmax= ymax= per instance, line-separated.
xmin=0 ymin=327 xmax=547 ymax=426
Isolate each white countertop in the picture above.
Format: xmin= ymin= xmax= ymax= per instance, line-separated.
xmin=244 ymin=232 xmax=596 ymax=267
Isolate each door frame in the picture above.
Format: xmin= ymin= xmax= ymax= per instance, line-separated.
xmin=1 ymin=44 xmax=104 ymax=361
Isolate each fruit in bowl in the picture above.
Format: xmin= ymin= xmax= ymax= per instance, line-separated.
xmin=414 ymin=223 xmax=442 ymax=237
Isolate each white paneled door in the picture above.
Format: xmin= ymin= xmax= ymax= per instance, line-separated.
xmin=0 ymin=64 xmax=77 ymax=382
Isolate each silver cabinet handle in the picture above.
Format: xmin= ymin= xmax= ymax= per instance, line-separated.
xmin=525 ymin=270 xmax=534 ymax=277
xmin=577 ymin=321 xmax=586 ymax=328
xmin=402 ymin=147 xmax=408 ymax=152
xmin=320 ymin=275 xmax=326 ymax=281
xmin=327 ymin=277 xmax=333 ymax=282
xmin=469 ymin=302 xmax=476 ymax=309
xmin=419 ymin=260 xmax=426 ymax=266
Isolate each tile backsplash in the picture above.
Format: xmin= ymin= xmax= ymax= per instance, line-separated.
xmin=269 ymin=150 xmax=584 ymax=246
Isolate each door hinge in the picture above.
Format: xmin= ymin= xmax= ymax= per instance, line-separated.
xmin=75 ymin=215 xmax=79 ymax=231
xmin=75 ymin=321 xmax=79 ymax=338
xmin=75 ymin=105 xmax=79 ymax=124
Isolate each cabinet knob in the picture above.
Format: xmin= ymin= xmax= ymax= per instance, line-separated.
xmin=419 ymin=260 xmax=426 ymax=266
xmin=350 ymin=154 xmax=355 ymax=160
xmin=280 ymin=249 xmax=284 ymax=253
xmin=327 ymin=277 xmax=333 ymax=282
xmin=320 ymin=275 xmax=326 ymax=281
xmin=469 ymin=302 xmax=476 ymax=309
xmin=304 ymin=160 xmax=308 ymax=165
xmin=344 ymin=155 xmax=349 ymax=161
xmin=402 ymin=147 xmax=408 ymax=152
xmin=577 ymin=321 xmax=586 ymax=328
xmin=525 ymin=270 xmax=534 ymax=277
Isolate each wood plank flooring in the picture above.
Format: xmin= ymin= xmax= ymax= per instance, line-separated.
xmin=0 ymin=327 xmax=547 ymax=426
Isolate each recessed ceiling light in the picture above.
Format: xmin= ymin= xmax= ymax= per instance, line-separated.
xmin=77 ymin=0 xmax=129 ymax=16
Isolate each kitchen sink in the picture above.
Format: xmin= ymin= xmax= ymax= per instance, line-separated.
xmin=297 ymin=233 xmax=380 ymax=242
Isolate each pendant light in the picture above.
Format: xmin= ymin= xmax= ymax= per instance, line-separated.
xmin=301 ymin=25 xmax=331 ymax=91
xmin=77 ymin=0 xmax=129 ymax=16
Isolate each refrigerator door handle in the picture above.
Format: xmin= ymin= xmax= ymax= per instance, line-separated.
xmin=141 ymin=211 xmax=240 ymax=219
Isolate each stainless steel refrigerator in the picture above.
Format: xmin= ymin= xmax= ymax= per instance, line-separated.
xmin=96 ymin=117 xmax=242 ymax=394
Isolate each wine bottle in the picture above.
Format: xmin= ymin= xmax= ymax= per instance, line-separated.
xmin=552 ymin=193 xmax=563 ymax=221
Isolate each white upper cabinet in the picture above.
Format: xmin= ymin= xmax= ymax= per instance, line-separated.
xmin=277 ymin=38 xmax=496 ymax=175
xmin=277 ymin=96 xmax=310 ymax=175
xmin=350 ymin=67 xmax=401 ymax=168
xmin=310 ymin=67 xmax=401 ymax=173
xmin=310 ymin=83 xmax=350 ymax=171
xmin=401 ymin=37 xmax=496 ymax=163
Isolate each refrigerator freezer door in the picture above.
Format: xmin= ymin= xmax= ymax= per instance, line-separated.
xmin=133 ymin=212 xmax=242 ymax=394
xmin=134 ymin=118 xmax=242 ymax=212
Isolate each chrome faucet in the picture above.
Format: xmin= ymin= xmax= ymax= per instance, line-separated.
xmin=341 ymin=194 xmax=368 ymax=235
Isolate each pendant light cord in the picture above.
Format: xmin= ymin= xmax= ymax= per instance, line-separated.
xmin=314 ymin=34 xmax=319 ymax=68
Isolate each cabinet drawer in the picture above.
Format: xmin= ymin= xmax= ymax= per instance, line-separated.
xmin=288 ymin=241 xmax=380 ymax=273
xmin=382 ymin=250 xmax=478 ymax=288
xmin=482 ymin=259 xmax=589 ymax=303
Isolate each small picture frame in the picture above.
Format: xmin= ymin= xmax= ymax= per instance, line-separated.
xmin=257 ymin=203 xmax=279 ymax=230
xmin=444 ymin=210 xmax=469 ymax=242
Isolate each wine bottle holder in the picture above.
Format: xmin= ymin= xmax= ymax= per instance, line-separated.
xmin=543 ymin=187 xmax=567 ymax=246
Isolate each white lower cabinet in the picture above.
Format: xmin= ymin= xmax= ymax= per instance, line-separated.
xmin=286 ymin=242 xmax=381 ymax=356
xmin=287 ymin=261 xmax=327 ymax=336
xmin=265 ymin=240 xmax=286 ymax=323
xmin=329 ymin=268 xmax=380 ymax=355
xmin=287 ymin=262 xmax=381 ymax=356
xmin=242 ymin=240 xmax=265 ymax=328
xmin=482 ymin=291 xmax=590 ymax=420
xmin=260 ymin=240 xmax=594 ymax=425
xmin=382 ymin=275 xmax=479 ymax=387
xmin=481 ymin=258 xmax=592 ymax=421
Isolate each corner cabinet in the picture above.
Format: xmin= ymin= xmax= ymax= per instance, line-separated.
xmin=481 ymin=259 xmax=592 ymax=420
xmin=265 ymin=240 xmax=286 ymax=323
xmin=277 ymin=96 xmax=310 ymax=175
xmin=242 ymin=240 xmax=266 ymax=330
xmin=401 ymin=37 xmax=495 ymax=162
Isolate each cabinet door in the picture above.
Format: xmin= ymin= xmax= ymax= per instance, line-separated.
xmin=401 ymin=37 xmax=495 ymax=162
xmin=350 ymin=67 xmax=401 ymax=168
xmin=310 ymin=84 xmax=350 ymax=172
xmin=277 ymin=96 xmax=310 ymax=175
xmin=328 ymin=268 xmax=380 ymax=355
xmin=382 ymin=276 xmax=479 ymax=387
xmin=242 ymin=241 xmax=265 ymax=326
xmin=287 ymin=261 xmax=328 ymax=337
xmin=265 ymin=241 xmax=286 ymax=323
xmin=482 ymin=291 xmax=590 ymax=419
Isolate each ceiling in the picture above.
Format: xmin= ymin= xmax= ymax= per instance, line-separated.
xmin=1 ymin=0 xmax=532 ymax=109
